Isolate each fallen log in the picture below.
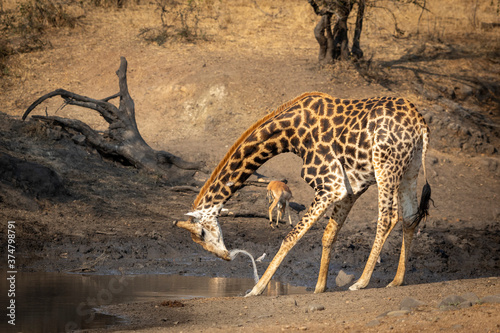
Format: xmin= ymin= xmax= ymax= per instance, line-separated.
xmin=23 ymin=57 xmax=201 ymax=182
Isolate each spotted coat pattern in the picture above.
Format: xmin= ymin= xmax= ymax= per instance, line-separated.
xmin=183 ymin=92 xmax=430 ymax=296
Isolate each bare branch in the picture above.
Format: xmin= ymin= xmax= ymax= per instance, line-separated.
xmin=23 ymin=88 xmax=119 ymax=124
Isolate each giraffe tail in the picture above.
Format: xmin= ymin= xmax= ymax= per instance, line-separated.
xmin=409 ymin=125 xmax=433 ymax=228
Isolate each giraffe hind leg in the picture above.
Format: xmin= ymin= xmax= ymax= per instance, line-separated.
xmin=349 ymin=183 xmax=400 ymax=291
xmin=387 ymin=153 xmax=421 ymax=287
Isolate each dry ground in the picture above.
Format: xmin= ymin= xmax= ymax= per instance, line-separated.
xmin=1 ymin=1 xmax=499 ymax=332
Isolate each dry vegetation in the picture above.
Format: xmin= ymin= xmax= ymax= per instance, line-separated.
xmin=1 ymin=0 xmax=498 ymax=118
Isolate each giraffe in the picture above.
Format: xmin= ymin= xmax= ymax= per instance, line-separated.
xmin=175 ymin=92 xmax=432 ymax=296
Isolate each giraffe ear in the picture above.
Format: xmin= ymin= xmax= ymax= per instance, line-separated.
xmin=186 ymin=211 xmax=203 ymax=220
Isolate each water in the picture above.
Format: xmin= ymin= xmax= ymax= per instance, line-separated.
xmin=1 ymin=272 xmax=306 ymax=332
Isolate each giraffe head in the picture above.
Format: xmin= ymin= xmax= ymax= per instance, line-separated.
xmin=175 ymin=205 xmax=230 ymax=261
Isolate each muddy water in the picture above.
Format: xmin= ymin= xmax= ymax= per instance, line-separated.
xmin=0 ymin=272 xmax=306 ymax=332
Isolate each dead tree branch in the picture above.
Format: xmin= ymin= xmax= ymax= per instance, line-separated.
xmin=23 ymin=57 xmax=201 ymax=181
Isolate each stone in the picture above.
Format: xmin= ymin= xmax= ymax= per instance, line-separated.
xmin=305 ymin=304 xmax=325 ymax=313
xmin=336 ymin=270 xmax=355 ymax=287
xmin=386 ymin=310 xmax=410 ymax=317
xmin=438 ymin=295 xmax=467 ymax=308
xmin=458 ymin=301 xmax=473 ymax=309
xmin=366 ymin=319 xmax=380 ymax=327
xmin=72 ymin=134 xmax=86 ymax=145
xmin=461 ymin=292 xmax=480 ymax=304
xmin=376 ymin=311 xmax=390 ymax=319
xmin=400 ymin=297 xmax=425 ymax=311
xmin=480 ymin=295 xmax=500 ymax=304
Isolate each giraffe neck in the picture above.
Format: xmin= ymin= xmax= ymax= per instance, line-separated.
xmin=191 ymin=92 xmax=326 ymax=212
xmin=194 ymin=128 xmax=288 ymax=211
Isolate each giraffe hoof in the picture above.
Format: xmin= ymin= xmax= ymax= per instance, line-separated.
xmin=349 ymin=282 xmax=364 ymax=291
xmin=386 ymin=281 xmax=402 ymax=288
xmin=314 ymin=286 xmax=326 ymax=294
xmin=244 ymin=288 xmax=260 ymax=297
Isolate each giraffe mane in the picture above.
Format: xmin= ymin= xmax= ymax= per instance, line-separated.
xmin=192 ymin=92 xmax=326 ymax=210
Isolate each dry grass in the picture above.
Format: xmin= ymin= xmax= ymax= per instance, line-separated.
xmin=1 ymin=0 xmax=498 ymax=126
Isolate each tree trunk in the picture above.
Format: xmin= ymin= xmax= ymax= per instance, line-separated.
xmin=23 ymin=57 xmax=202 ymax=183
xmin=351 ymin=0 xmax=365 ymax=59
xmin=331 ymin=1 xmax=353 ymax=61
xmin=308 ymin=0 xmax=365 ymax=63
xmin=314 ymin=14 xmax=334 ymax=64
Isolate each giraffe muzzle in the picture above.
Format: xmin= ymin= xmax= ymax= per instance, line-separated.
xmin=174 ymin=220 xmax=231 ymax=261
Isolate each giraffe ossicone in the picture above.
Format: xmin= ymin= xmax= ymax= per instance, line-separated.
xmin=175 ymin=92 xmax=432 ymax=296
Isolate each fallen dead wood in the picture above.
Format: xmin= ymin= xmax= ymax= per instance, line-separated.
xmin=23 ymin=57 xmax=201 ymax=183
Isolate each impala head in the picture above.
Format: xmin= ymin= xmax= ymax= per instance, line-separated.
xmin=175 ymin=206 xmax=230 ymax=261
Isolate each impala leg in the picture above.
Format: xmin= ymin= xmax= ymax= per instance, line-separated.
xmin=276 ymin=203 xmax=283 ymax=228
xmin=314 ymin=196 xmax=357 ymax=293
xmin=350 ymin=184 xmax=399 ymax=291
xmin=246 ymin=190 xmax=333 ymax=296
xmin=286 ymin=201 xmax=293 ymax=226
xmin=269 ymin=198 xmax=279 ymax=228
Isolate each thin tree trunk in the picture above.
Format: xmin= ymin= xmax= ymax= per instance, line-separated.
xmin=332 ymin=1 xmax=353 ymax=61
xmin=352 ymin=0 xmax=365 ymax=59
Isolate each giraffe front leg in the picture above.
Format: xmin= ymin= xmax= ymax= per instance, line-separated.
xmin=245 ymin=240 xmax=291 ymax=296
xmin=314 ymin=196 xmax=355 ymax=293
xmin=314 ymin=220 xmax=340 ymax=294
xmin=246 ymin=192 xmax=332 ymax=296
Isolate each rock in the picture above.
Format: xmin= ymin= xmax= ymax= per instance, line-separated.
xmin=458 ymin=300 xmax=473 ymax=309
xmin=366 ymin=319 xmax=380 ymax=327
xmin=400 ymin=297 xmax=425 ymax=311
xmin=386 ymin=310 xmax=410 ymax=317
xmin=377 ymin=311 xmax=389 ymax=318
xmin=305 ymin=304 xmax=325 ymax=313
xmin=480 ymin=295 xmax=500 ymax=304
xmin=336 ymin=270 xmax=355 ymax=287
xmin=461 ymin=292 xmax=480 ymax=304
xmin=72 ymin=134 xmax=86 ymax=145
xmin=438 ymin=295 xmax=467 ymax=308
xmin=453 ymin=84 xmax=475 ymax=100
